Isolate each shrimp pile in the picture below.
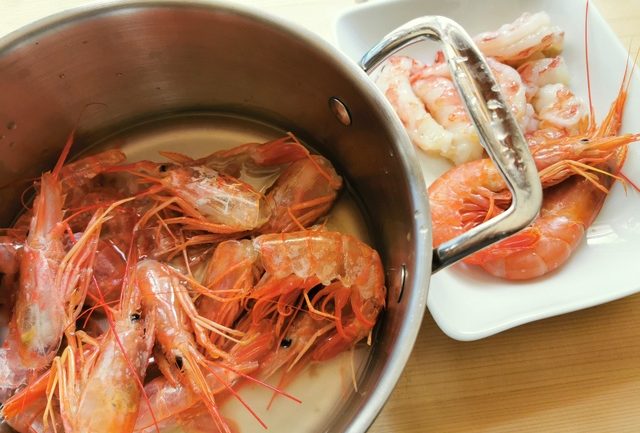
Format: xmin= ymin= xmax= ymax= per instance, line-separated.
xmin=426 ymin=11 xmax=640 ymax=280
xmin=376 ymin=11 xmax=584 ymax=165
xmin=0 ymin=132 xmax=387 ymax=433
xmin=376 ymin=10 xmax=639 ymax=280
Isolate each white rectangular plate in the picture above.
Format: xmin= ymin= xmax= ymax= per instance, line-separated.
xmin=335 ymin=0 xmax=640 ymax=340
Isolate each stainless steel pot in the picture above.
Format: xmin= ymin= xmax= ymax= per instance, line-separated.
xmin=0 ymin=2 xmax=541 ymax=432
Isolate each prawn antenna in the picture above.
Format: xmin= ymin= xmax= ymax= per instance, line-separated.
xmin=52 ymin=102 xmax=109 ymax=180
xmin=199 ymin=360 xmax=269 ymax=430
xmin=584 ymin=0 xmax=595 ymax=126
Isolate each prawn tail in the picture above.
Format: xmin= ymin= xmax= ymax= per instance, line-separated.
xmin=465 ymin=228 xmax=541 ymax=265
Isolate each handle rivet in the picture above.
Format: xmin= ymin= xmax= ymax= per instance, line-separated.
xmin=329 ymin=97 xmax=352 ymax=126
xmin=396 ymin=264 xmax=407 ymax=303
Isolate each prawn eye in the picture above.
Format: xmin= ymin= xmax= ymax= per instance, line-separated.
xmin=130 ymin=313 xmax=141 ymax=322
xmin=580 ymin=138 xmax=589 ymax=143
xmin=175 ymin=356 xmax=184 ymax=369
xmin=158 ymin=164 xmax=168 ymax=173
xmin=280 ymin=338 xmax=292 ymax=348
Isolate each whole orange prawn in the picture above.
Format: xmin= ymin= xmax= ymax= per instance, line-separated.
xmin=429 ymin=64 xmax=638 ymax=280
xmin=107 ymin=134 xmax=342 ymax=237
xmin=250 ymin=229 xmax=386 ymax=360
xmin=135 ymin=259 xmax=242 ymax=433
xmin=0 ymin=133 xmax=110 ymax=401
xmin=133 ymin=320 xmax=284 ymax=433
xmin=46 ymin=258 xmax=156 ymax=433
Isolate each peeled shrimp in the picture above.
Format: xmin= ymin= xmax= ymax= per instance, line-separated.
xmin=410 ymin=67 xmax=483 ymax=164
xmin=533 ymin=83 xmax=588 ymax=135
xmin=430 ymin=75 xmax=637 ymax=279
xmin=474 ymin=11 xmax=564 ymax=64
xmin=411 ymin=57 xmax=529 ymax=163
xmin=518 ymin=56 xmax=571 ymax=101
xmin=374 ymin=56 xmax=454 ymax=158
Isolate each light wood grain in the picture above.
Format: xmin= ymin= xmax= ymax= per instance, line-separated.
xmin=2 ymin=1 xmax=640 ymax=432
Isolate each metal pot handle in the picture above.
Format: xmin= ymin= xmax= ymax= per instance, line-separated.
xmin=360 ymin=16 xmax=543 ymax=274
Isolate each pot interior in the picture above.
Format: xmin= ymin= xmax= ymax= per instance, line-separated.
xmin=0 ymin=2 xmax=431 ymax=432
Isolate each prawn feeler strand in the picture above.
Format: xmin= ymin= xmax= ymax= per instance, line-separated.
xmin=204 ymin=257 xmax=255 ymax=290
xmin=350 ymin=345 xmax=358 ymax=392
xmin=181 ymin=346 xmax=233 ymax=433
xmin=303 ymin=290 xmax=339 ymax=321
xmin=179 ymin=236 xmax=197 ymax=282
xmin=287 ymin=323 xmax=335 ymax=372
xmin=52 ymin=129 xmax=76 ymax=180
xmin=19 ymin=182 xmax=36 ymax=212
xmin=44 ymin=357 xmax=62 ymax=431
xmin=167 ymin=266 xmax=250 ymax=306
xmin=181 ymin=302 xmax=247 ymax=340
xmin=51 ymin=103 xmax=108 ymax=179
xmin=584 ymin=0 xmax=595 ymax=126
xmin=198 ymin=361 xmax=269 ymax=430
xmin=56 ymin=195 xmax=137 ymax=289
xmin=285 ymin=132 xmax=340 ymax=189
xmin=205 ymin=359 xmax=303 ymax=404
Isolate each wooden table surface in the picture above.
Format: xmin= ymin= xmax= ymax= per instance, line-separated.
xmin=3 ymin=1 xmax=640 ymax=432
